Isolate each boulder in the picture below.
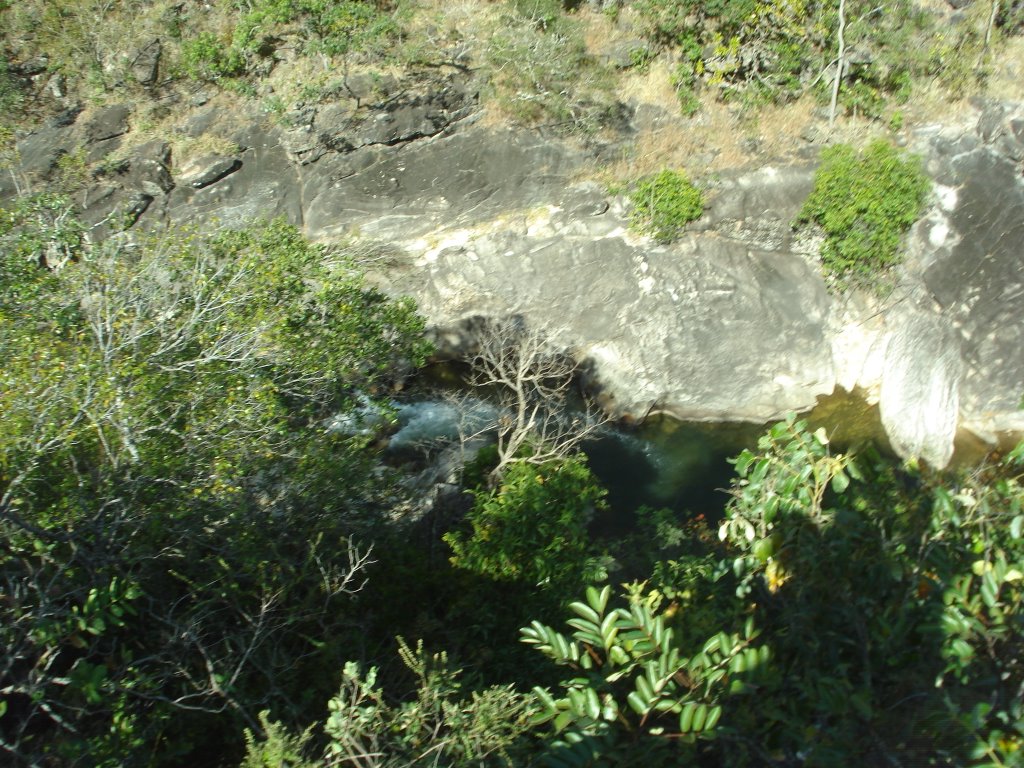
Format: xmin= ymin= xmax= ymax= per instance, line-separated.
xmin=878 ymin=304 xmax=962 ymax=468
xmin=183 ymin=156 xmax=242 ymax=189
xmin=130 ymin=39 xmax=161 ymax=86
xmin=2 ymin=110 xmax=81 ymax=194
xmin=85 ymin=104 xmax=131 ymax=143
xmin=916 ymin=113 xmax=1024 ymax=447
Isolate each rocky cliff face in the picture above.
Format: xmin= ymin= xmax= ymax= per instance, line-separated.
xmin=4 ymin=80 xmax=1023 ymax=467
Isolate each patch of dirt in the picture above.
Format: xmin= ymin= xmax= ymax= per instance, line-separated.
xmin=986 ymin=35 xmax=1024 ymax=101
xmin=594 ymin=64 xmax=832 ymax=185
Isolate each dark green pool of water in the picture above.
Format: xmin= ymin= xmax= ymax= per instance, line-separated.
xmin=410 ymin=363 xmax=929 ymax=528
xmin=582 ymin=416 xmax=765 ymax=537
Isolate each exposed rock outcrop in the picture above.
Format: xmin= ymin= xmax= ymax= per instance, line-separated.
xmin=383 ymin=161 xmax=834 ymax=425
xmin=3 ymin=78 xmax=1022 ymax=467
xmin=912 ymin=103 xmax=1024 ymax=452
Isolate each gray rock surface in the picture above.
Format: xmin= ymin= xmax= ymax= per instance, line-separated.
xmin=400 ymin=224 xmax=834 ymax=422
xmin=878 ymin=304 xmax=963 ymax=467
xmin=183 ymin=156 xmax=243 ymax=189
xmin=302 ymin=128 xmax=584 ymax=241
xmin=130 ymin=40 xmax=161 ymax=86
xmin=911 ymin=105 xmax=1024 ymax=448
xmin=368 ymin=146 xmax=835 ymax=424
xmin=165 ymin=124 xmax=302 ymax=230
xmin=85 ymin=104 xmax=131 ymax=143
xmin=2 ymin=81 xmax=1022 ymax=465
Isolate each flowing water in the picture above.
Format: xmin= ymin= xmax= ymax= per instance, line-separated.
xmin=383 ymin=364 xmax=943 ymax=526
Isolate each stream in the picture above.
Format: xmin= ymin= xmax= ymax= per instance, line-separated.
xmin=343 ymin=368 xmax=930 ymax=530
xmin=380 ymin=392 xmax=765 ymax=526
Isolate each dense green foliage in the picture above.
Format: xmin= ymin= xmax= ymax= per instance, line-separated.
xmin=3 ymin=194 xmax=1023 ymax=767
xmin=238 ymin=415 xmax=1024 ymax=768
xmin=445 ymin=456 xmax=607 ymax=590
xmin=0 ymin=214 xmax=429 ymax=765
xmin=716 ymin=417 xmax=1024 ymax=765
xmin=633 ymin=0 xmax=1004 ymax=114
xmin=628 ymin=169 xmax=705 ymax=244
xmin=797 ymin=139 xmax=930 ymax=288
xmin=4 ymin=3 xmax=1024 ymax=764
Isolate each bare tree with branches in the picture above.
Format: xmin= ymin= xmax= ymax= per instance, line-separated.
xmin=460 ymin=317 xmax=606 ymax=485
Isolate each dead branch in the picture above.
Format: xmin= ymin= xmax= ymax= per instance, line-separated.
xmin=464 ymin=317 xmax=607 ymax=485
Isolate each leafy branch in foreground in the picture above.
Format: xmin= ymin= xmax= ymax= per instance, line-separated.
xmin=521 ymin=585 xmax=765 ymax=764
xmin=243 ymin=639 xmax=535 ymax=768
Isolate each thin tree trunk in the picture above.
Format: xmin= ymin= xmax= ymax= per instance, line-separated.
xmin=979 ymin=0 xmax=1000 ymax=69
xmin=828 ymin=0 xmax=847 ymax=132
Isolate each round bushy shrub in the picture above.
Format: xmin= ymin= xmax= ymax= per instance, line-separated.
xmin=797 ymin=139 xmax=930 ymax=288
xmin=629 ymin=169 xmax=705 ymax=243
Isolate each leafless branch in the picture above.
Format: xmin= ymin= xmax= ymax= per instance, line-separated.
xmin=464 ymin=317 xmax=607 ymax=485
xmin=828 ymin=0 xmax=847 ymax=132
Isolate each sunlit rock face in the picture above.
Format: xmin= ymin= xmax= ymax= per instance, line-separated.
xmin=405 ymin=225 xmax=835 ymax=423
xmin=381 ymin=155 xmax=836 ymax=424
xmin=878 ymin=305 xmax=962 ymax=468
xmin=382 ymin=106 xmax=1024 ymax=467
xmin=918 ymin=105 xmax=1024 ymax=451
xmin=5 ymin=84 xmax=1021 ymax=466
xmin=882 ymin=101 xmax=1024 ymax=464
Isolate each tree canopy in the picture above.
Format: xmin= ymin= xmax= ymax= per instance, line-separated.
xmin=0 ymin=215 xmax=429 ymax=765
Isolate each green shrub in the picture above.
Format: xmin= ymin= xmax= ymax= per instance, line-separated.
xmin=177 ymin=0 xmax=398 ymax=85
xmin=671 ymin=40 xmax=703 ymax=116
xmin=634 ymin=0 xmax=757 ymax=47
xmin=715 ymin=417 xmax=1024 ymax=764
xmin=633 ymin=0 xmax=993 ymax=113
xmin=180 ymin=32 xmax=246 ymax=81
xmin=0 ymin=58 xmax=24 ymax=118
xmin=241 ymin=713 xmax=316 ymax=768
xmin=484 ymin=6 xmax=615 ymax=134
xmin=636 ymin=0 xmax=814 ymax=106
xmin=300 ymin=0 xmax=398 ymax=57
xmin=444 ymin=457 xmax=607 ymax=590
xmin=629 ymin=170 xmax=705 ymax=243
xmin=797 ymin=139 xmax=929 ymax=288
xmin=244 ymin=640 xmax=536 ymax=767
xmin=0 ymin=218 xmax=430 ymax=765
